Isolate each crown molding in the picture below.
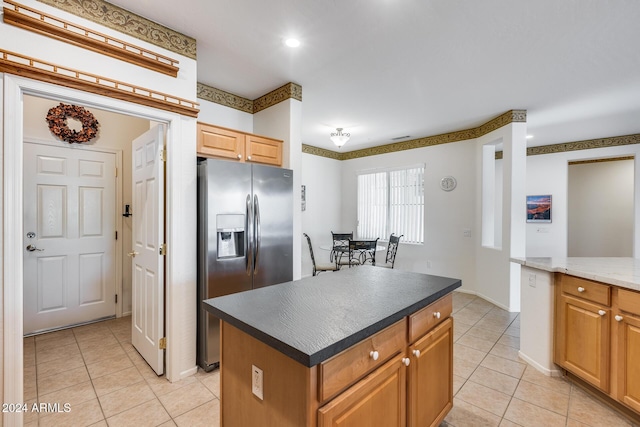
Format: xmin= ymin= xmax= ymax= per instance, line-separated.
xmin=306 ymin=110 xmax=527 ymax=161
xmin=197 ymin=83 xmax=253 ymax=114
xmin=36 ymin=0 xmax=197 ymax=59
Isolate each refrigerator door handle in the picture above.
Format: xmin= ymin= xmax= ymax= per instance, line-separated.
xmin=254 ymin=194 xmax=261 ymax=275
xmin=246 ymin=194 xmax=253 ymax=276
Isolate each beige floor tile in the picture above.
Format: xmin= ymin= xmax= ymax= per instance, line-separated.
xmin=520 ymin=365 xmax=570 ymax=395
xmin=453 ymin=374 xmax=466 ymax=396
xmin=489 ymin=343 xmax=522 ymax=362
xmin=566 ymin=418 xmax=591 ymax=426
xmin=453 ymin=308 xmax=486 ymax=324
xmin=503 ymin=398 xmax=566 ymax=427
xmin=497 ymin=334 xmax=520 ymax=349
xmin=91 ymin=366 xmax=144 ymax=396
xmin=24 ymin=365 xmax=38 ymax=400
xmin=36 ymin=353 xmax=85 ymax=378
xmin=454 ymin=356 xmax=480 ymax=379
xmin=38 ymin=380 xmax=96 ymax=407
xmin=475 ymin=317 xmax=510 ymax=333
xmin=513 ymin=380 xmax=569 ymax=416
xmin=98 ymin=381 xmax=156 ymax=418
xmin=81 ymin=342 xmax=127 ymax=365
xmin=35 ymin=328 xmax=74 ymax=344
xmin=465 ymin=326 xmax=503 ymax=344
xmin=453 ymin=321 xmax=473 ymax=336
xmin=454 ymin=343 xmax=487 ymax=365
xmin=37 ymin=366 xmax=90 ymax=396
xmin=568 ymin=386 xmax=632 ymax=427
xmin=469 ymin=365 xmax=520 ymax=396
xmin=89 ymin=421 xmax=108 ymax=427
xmin=457 ymin=333 xmax=496 ymax=353
xmin=456 ymin=380 xmax=511 ymax=417
xmin=76 ymin=333 xmax=119 ymax=352
xmin=146 ymin=373 xmax=198 ymax=396
xmin=445 ymin=397 xmax=501 ymax=427
xmin=35 ymin=342 xmax=81 ymax=364
xmin=86 ymin=353 xmax=134 ymax=379
xmin=481 ymin=354 xmax=526 ymax=379
xmin=174 ymin=399 xmax=220 ymax=427
xmin=23 ymin=398 xmax=39 ymax=425
xmin=24 ymin=349 xmax=36 ymax=367
xmin=158 ymin=421 xmax=178 ymax=427
xmin=105 ymin=398 xmax=171 ymax=427
xmin=34 ymin=334 xmax=77 ymax=351
xmin=39 ymin=397 xmax=104 ymax=427
xmin=195 ymin=368 xmax=220 ymax=398
xmin=499 ymin=420 xmax=523 ymax=427
xmin=504 ymin=325 xmax=520 ymax=337
xmin=158 ymin=381 xmax=215 ymax=418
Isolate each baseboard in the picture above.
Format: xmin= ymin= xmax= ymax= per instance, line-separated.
xmin=518 ymin=351 xmax=562 ymax=377
xmin=475 ymin=292 xmax=514 ymax=312
xmin=180 ymin=365 xmax=199 ymax=381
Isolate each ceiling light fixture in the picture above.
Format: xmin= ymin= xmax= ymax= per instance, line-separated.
xmin=526 ymin=134 xmax=534 ymax=139
xmin=284 ymin=38 xmax=301 ymax=48
xmin=330 ymin=128 xmax=350 ymax=148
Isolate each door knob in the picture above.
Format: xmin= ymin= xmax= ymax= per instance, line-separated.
xmin=127 ymin=251 xmax=139 ymax=257
xmin=26 ymin=244 xmax=44 ymax=252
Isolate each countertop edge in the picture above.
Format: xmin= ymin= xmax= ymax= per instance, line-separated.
xmin=205 ymin=280 xmax=461 ymax=367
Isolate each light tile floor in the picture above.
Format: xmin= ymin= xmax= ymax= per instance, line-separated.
xmin=23 ymin=292 xmax=640 ymax=426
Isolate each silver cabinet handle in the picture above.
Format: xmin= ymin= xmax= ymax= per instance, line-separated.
xmin=26 ymin=244 xmax=44 ymax=252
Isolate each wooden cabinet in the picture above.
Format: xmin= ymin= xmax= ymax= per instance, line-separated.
xmin=554 ymin=273 xmax=640 ymax=418
xmin=318 ymin=355 xmax=407 ymax=427
xmin=219 ymin=294 xmax=455 ymax=427
xmin=616 ymin=289 xmax=640 ymax=413
xmin=197 ymin=122 xmax=283 ymax=166
xmin=407 ymin=317 xmax=453 ymax=427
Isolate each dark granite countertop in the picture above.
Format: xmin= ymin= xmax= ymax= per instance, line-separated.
xmin=203 ymin=266 xmax=461 ymax=367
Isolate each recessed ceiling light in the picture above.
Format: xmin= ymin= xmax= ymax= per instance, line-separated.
xmin=526 ymin=135 xmax=534 ymax=139
xmin=284 ymin=38 xmax=301 ymax=48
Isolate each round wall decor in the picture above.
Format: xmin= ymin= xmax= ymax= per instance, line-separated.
xmin=46 ymin=103 xmax=100 ymax=144
xmin=440 ymin=176 xmax=457 ymax=192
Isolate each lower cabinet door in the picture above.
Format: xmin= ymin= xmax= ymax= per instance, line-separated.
xmin=618 ymin=313 xmax=640 ymax=413
xmin=407 ymin=317 xmax=453 ymax=427
xmin=318 ymin=355 xmax=406 ymax=427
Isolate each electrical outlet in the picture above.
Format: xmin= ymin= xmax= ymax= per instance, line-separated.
xmin=463 ymin=228 xmax=471 ymax=238
xmin=252 ymin=365 xmax=263 ymax=400
xmin=528 ymin=273 xmax=536 ymax=288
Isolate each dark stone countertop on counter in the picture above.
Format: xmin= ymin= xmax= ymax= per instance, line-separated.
xmin=203 ymin=266 xmax=461 ymax=367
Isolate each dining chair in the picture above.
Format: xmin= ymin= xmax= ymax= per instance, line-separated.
xmin=336 ymin=239 xmax=361 ymax=269
xmin=352 ymin=238 xmax=379 ymax=266
xmin=377 ymin=234 xmax=403 ymax=268
xmin=303 ymin=233 xmax=338 ymax=276
xmin=330 ymin=231 xmax=353 ymax=263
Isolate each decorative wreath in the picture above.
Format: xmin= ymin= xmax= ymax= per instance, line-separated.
xmin=46 ymin=103 xmax=100 ymax=144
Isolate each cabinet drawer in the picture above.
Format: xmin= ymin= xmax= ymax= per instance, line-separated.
xmin=618 ymin=288 xmax=640 ymax=316
xmin=408 ymin=294 xmax=452 ymax=343
xmin=318 ymin=319 xmax=406 ymax=403
xmin=560 ymin=274 xmax=611 ymax=306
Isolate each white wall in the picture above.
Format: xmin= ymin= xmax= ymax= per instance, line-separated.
xmin=23 ymin=95 xmax=150 ymax=315
xmin=301 ymin=153 xmax=343 ymax=277
xmin=526 ymin=147 xmax=640 ymax=257
xmin=568 ymin=159 xmax=634 ymax=256
xmin=340 ymin=139 xmax=479 ymax=293
xmin=197 ymin=99 xmax=253 ymax=133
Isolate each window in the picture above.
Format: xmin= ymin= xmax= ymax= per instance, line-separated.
xmin=357 ymin=165 xmax=425 ymax=244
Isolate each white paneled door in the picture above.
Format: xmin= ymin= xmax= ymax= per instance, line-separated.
xmin=23 ymin=143 xmax=117 ymax=335
xmin=131 ymin=125 xmax=165 ymax=375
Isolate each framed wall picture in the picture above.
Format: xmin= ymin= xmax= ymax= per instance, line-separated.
xmin=526 ymin=195 xmax=551 ymax=223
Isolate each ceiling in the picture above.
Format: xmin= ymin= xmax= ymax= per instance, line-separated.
xmin=107 ymin=0 xmax=640 ymax=152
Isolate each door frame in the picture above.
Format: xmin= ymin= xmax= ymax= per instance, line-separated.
xmin=23 ymin=138 xmax=124 ymax=320
xmin=2 ymin=74 xmax=194 ymax=425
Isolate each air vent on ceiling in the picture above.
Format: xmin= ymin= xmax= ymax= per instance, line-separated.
xmin=391 ymin=135 xmax=411 ymax=141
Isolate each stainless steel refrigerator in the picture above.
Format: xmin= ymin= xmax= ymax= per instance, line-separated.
xmin=197 ymin=158 xmax=293 ymax=371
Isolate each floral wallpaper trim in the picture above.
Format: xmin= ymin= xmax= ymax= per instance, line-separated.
xmin=197 ymin=83 xmax=253 ymax=114
xmin=305 ymin=110 xmax=527 ymax=161
xmin=526 ymin=134 xmax=640 ymax=156
xmin=37 ymin=0 xmax=196 ymax=59
xmin=568 ymin=156 xmax=635 ymax=165
xmin=197 ymin=82 xmax=302 ymax=114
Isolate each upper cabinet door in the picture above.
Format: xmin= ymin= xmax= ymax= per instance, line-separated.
xmin=246 ymin=134 xmax=283 ymax=166
xmin=197 ymin=123 xmax=245 ymax=161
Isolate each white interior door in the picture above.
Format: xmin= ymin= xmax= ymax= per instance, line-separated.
xmin=23 ymin=142 xmax=117 ymax=335
xmin=131 ymin=125 xmax=165 ymax=375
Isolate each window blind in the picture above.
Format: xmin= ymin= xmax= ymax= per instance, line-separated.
xmin=357 ymin=165 xmax=424 ymax=244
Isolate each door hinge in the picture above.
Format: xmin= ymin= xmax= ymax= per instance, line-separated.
xmin=115 ymin=294 xmax=118 ymax=303
xmin=161 ymin=149 xmax=167 ymax=162
xmin=159 ymin=337 xmax=166 ymax=350
xmin=159 ymin=243 xmax=167 ymax=256
xmin=115 ymin=231 xmax=118 ymax=240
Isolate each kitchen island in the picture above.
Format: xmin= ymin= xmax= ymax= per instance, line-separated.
xmin=204 ymin=266 xmax=461 ymax=427
xmin=513 ymin=257 xmax=640 ymax=421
